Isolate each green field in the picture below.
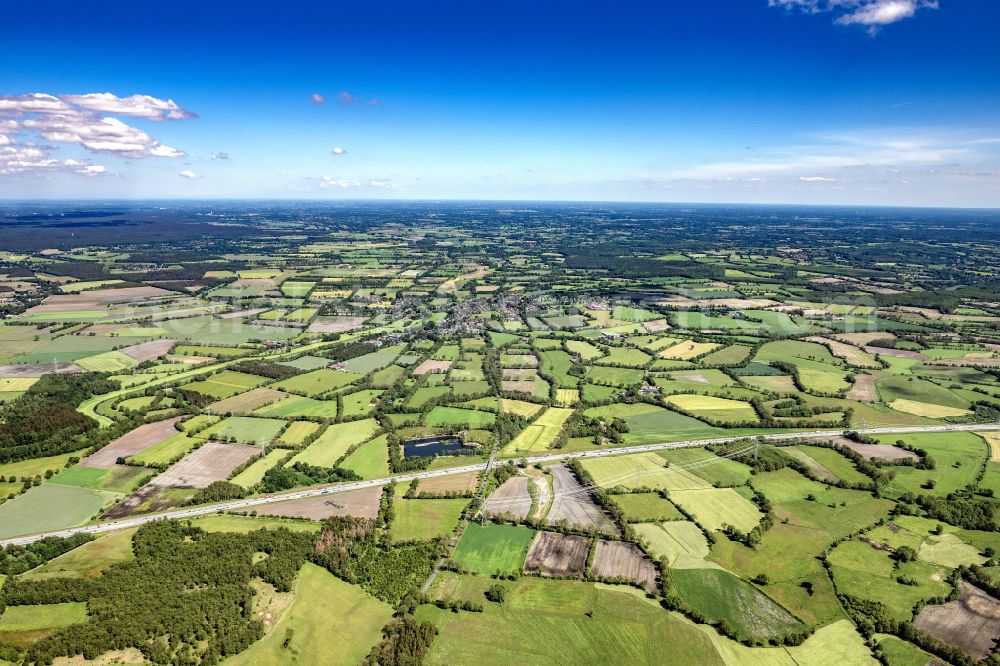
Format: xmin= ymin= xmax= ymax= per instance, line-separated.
xmin=610 ymin=492 xmax=685 ymax=522
xmin=418 ymin=577 xmax=750 ymax=664
xmin=202 ymin=416 xmax=287 ymax=445
xmin=22 ymin=528 xmax=137 ymax=580
xmin=48 ymin=463 xmax=152 ymax=493
xmin=289 ymin=418 xmax=379 ymax=467
xmin=426 ymin=406 xmax=496 ymax=428
xmin=392 ymin=497 xmax=469 ymax=542
xmin=128 ymin=432 xmax=203 ymax=466
xmin=182 ymin=370 xmax=268 ymax=399
xmin=674 ymin=568 xmax=806 ymax=641
xmin=254 ymin=395 xmax=339 ymax=418
xmin=665 ymin=394 xmax=759 ymax=423
xmin=635 ymin=521 xmax=714 ymax=568
xmin=271 ymin=368 xmax=362 ymax=396
xmin=225 ymin=563 xmax=393 ymax=666
xmin=451 ymin=522 xmax=537 ymax=574
xmin=501 ymin=407 xmax=574 ymax=455
xmin=276 ymin=421 xmax=322 ymax=446
xmin=670 ymin=487 xmax=763 ymax=533
xmin=0 ymin=602 xmax=89 ymax=632
xmin=584 ymin=403 xmax=729 ymax=444
xmin=0 ymin=484 xmax=120 ymax=539
xmin=229 ymin=449 xmax=288 ymax=488
xmin=340 ymin=434 xmax=390 ymax=479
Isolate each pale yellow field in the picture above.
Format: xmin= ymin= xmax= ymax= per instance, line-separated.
xmin=889 ymin=399 xmax=970 ymax=418
xmin=0 ymin=377 xmax=39 ymax=391
xmin=658 ymin=340 xmax=720 ymax=360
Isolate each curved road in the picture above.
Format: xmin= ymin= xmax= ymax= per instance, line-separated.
xmin=3 ymin=422 xmax=998 ymax=547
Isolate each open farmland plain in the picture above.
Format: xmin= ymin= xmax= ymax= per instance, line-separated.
xmin=1 ymin=203 xmax=999 ymax=664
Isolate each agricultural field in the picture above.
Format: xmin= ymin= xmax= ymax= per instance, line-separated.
xmin=451 ymin=522 xmax=537 ymax=575
xmin=2 ymin=203 xmax=999 ymax=665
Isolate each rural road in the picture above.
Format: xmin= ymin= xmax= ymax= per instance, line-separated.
xmin=3 ymin=423 xmax=999 ymax=547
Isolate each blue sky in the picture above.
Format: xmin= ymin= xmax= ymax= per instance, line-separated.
xmin=1 ymin=0 xmax=999 ymax=206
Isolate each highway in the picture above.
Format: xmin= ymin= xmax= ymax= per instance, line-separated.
xmin=3 ymin=422 xmax=999 ymax=547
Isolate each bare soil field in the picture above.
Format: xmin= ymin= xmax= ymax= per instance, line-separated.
xmin=483 ymin=476 xmax=531 ymax=520
xmin=27 ymin=286 xmax=174 ymax=313
xmin=413 ymin=359 xmax=453 ymax=375
xmin=417 ymin=471 xmax=479 ymax=495
xmin=251 ymin=486 xmax=383 ymax=520
xmin=833 ymin=438 xmax=920 ymax=462
xmin=0 ymin=362 xmax=81 ymax=377
xmin=119 ymin=339 xmax=178 ymax=362
xmin=589 ymin=540 xmax=658 ymax=592
xmin=524 ymin=531 xmax=590 ymax=577
xmin=154 ymin=442 xmax=260 ymax=488
xmin=208 ymin=387 xmax=287 ymax=414
xmin=915 ymin=582 xmax=1000 ymax=660
xmin=307 ymin=316 xmax=367 ymax=334
xmin=846 ymin=373 xmax=879 ymax=402
xmin=864 ymin=346 xmax=929 ymax=361
xmin=102 ymin=484 xmax=190 ymax=519
xmin=642 ymin=319 xmax=671 ymax=332
xmin=833 ymin=332 xmax=896 ymax=346
xmin=81 ymin=417 xmax=183 ymax=468
xmin=546 ymin=465 xmax=619 ymax=535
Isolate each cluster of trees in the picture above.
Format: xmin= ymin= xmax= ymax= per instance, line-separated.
xmin=0 ymin=373 xmax=117 ymax=463
xmin=362 ymin=617 xmax=438 ymax=666
xmin=0 ymin=534 xmax=94 ymax=576
xmin=312 ymin=516 xmax=441 ymax=604
xmin=228 ymin=359 xmax=302 ymax=380
xmin=260 ymin=461 xmax=360 ymax=493
xmin=566 ymin=415 xmax=629 ymax=445
xmin=916 ymin=491 xmax=999 ymax=531
xmin=3 ymin=521 xmax=315 ymax=665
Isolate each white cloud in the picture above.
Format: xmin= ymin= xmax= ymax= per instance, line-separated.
xmin=211 ymin=152 xmax=229 ymax=160
xmin=318 ymin=176 xmax=396 ymax=189
xmin=0 ymin=92 xmax=193 ymax=176
xmin=319 ymin=176 xmax=360 ymax=188
xmin=799 ymin=176 xmax=836 ymax=182
xmin=21 ymin=115 xmax=184 ymax=158
xmin=769 ymin=0 xmax=937 ymax=30
xmin=59 ymin=93 xmax=194 ymax=121
xmin=179 ymin=169 xmax=201 ymax=179
xmin=310 ymin=93 xmax=326 ymax=104
xmin=0 ymin=144 xmax=106 ymax=176
xmin=338 ymin=91 xmax=355 ymax=105
xmin=670 ymin=133 xmax=969 ymax=181
xmin=331 ymin=147 xmax=347 ymax=155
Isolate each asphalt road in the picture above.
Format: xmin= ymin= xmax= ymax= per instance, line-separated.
xmin=3 ymin=422 xmax=998 ymax=547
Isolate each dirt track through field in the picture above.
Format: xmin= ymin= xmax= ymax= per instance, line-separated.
xmin=81 ymin=417 xmax=182 ymax=468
